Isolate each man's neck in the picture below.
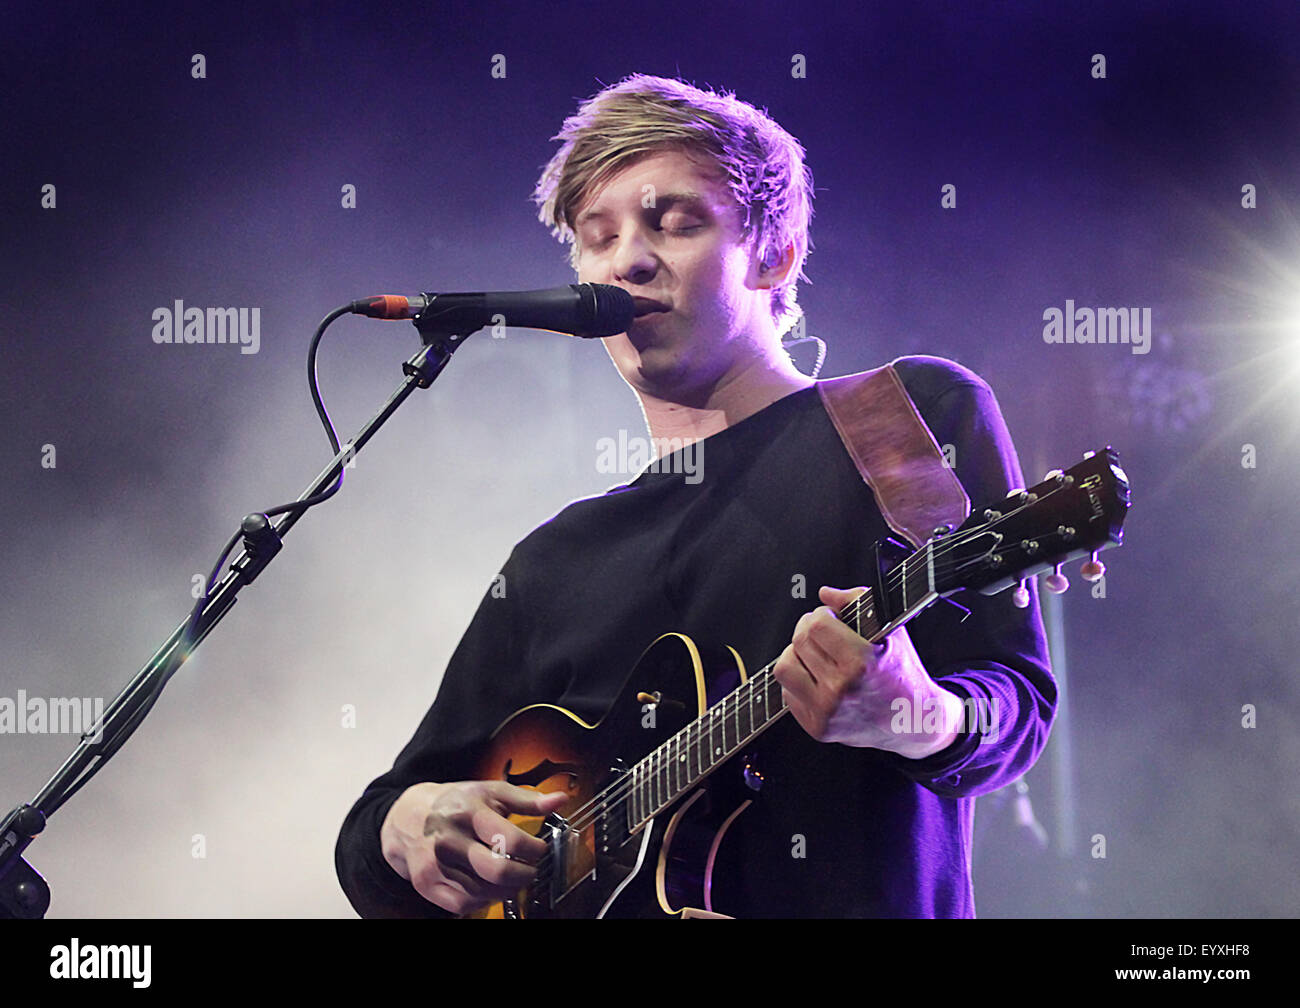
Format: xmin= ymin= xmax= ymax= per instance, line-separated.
xmin=635 ymin=356 xmax=814 ymax=447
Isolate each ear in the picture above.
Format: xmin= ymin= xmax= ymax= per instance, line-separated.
xmin=750 ymin=241 xmax=797 ymax=290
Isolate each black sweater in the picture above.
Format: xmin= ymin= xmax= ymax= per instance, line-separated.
xmin=335 ymin=355 xmax=1055 ymax=918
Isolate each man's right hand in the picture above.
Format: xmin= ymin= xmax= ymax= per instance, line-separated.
xmin=380 ymin=780 xmax=569 ymax=915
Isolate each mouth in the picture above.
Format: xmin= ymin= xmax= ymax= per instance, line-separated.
xmin=631 ymin=297 xmax=671 ymax=318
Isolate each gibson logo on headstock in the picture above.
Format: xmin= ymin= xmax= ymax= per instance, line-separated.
xmin=1079 ymin=473 xmax=1105 ymax=520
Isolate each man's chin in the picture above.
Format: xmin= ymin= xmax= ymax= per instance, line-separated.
xmin=617 ymin=323 xmax=676 ymax=374
xmin=631 ymin=345 xmax=680 ymax=382
xmin=625 ymin=313 xmax=669 ymax=351
xmin=634 ymin=348 xmax=722 ymax=403
xmin=607 ymin=328 xmax=709 ymax=400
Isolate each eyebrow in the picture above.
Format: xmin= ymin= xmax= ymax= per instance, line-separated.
xmin=575 ymin=192 xmax=711 ymax=228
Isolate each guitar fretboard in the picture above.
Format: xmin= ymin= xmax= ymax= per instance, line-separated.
xmin=625 ymin=540 xmax=940 ymax=832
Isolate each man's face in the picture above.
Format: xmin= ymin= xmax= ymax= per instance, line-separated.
xmin=573 ymin=149 xmax=774 ymax=402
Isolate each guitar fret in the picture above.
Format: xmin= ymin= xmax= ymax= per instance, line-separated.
xmin=670 ymin=733 xmax=677 ymax=798
xmin=716 ymin=694 xmax=726 ymax=759
xmin=732 ymin=692 xmax=743 ymax=750
xmin=859 ymin=590 xmax=878 ymax=640
xmin=667 ymin=737 xmax=675 ymax=803
xmin=721 ymin=692 xmax=732 ymax=756
xmin=642 ymin=750 xmax=649 ymax=821
xmin=647 ymin=748 xmax=655 ymax=817
xmin=704 ymin=703 xmax=714 ymax=774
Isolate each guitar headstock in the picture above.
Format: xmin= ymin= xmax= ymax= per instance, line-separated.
xmin=934 ymin=447 xmax=1130 ymax=599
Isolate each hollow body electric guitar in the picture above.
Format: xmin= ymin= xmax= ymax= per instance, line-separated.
xmin=471 ymin=449 xmax=1130 ymax=918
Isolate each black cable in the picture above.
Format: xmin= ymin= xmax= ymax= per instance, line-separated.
xmin=46 ymin=304 xmax=357 ymax=814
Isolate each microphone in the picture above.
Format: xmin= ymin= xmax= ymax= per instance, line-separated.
xmin=349 ymin=283 xmax=635 ymax=338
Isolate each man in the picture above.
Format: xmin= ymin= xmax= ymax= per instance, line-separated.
xmin=335 ymin=74 xmax=1054 ymax=918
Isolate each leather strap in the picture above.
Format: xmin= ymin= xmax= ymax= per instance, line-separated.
xmin=817 ymin=364 xmax=970 ymax=548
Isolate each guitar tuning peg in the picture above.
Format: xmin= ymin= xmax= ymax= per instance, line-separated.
xmin=1012 ymin=579 xmax=1030 ymax=608
xmin=1044 ymin=564 xmax=1069 ymax=594
xmin=1079 ymin=551 xmax=1105 ymax=582
xmin=1084 ymin=450 xmax=1096 ymax=459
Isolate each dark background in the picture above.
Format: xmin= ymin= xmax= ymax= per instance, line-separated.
xmin=1 ymin=0 xmax=1297 ymax=917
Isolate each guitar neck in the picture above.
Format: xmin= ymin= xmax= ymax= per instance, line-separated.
xmin=626 ymin=543 xmax=941 ymax=833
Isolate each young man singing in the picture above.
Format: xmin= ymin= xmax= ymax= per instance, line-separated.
xmin=335 ymin=74 xmax=1054 ymax=918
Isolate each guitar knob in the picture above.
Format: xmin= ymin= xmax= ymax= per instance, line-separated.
xmin=1080 ymin=551 xmax=1105 ymax=582
xmin=1012 ymin=580 xmax=1030 ymax=608
xmin=742 ymin=755 xmax=764 ymax=792
xmin=1044 ymin=565 xmax=1068 ymax=594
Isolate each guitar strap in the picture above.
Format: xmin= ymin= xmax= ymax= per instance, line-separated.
xmin=817 ymin=363 xmax=971 ymax=547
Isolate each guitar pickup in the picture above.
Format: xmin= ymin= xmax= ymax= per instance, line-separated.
xmin=542 ymin=811 xmax=593 ymax=908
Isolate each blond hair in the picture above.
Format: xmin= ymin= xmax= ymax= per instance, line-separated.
xmin=534 ymin=74 xmax=813 ymax=336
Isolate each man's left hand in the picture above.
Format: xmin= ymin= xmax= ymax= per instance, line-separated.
xmin=773 ymin=585 xmax=964 ymax=760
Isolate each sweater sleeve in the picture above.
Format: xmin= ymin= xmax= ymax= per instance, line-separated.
xmin=882 ymin=356 xmax=1057 ymax=798
xmin=334 ymin=551 xmax=537 ymax=918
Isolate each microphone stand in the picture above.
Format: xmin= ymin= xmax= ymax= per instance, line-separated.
xmin=0 ymin=320 xmax=476 ymax=918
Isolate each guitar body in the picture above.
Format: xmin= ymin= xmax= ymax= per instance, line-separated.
xmin=472 ymin=632 xmax=754 ymax=918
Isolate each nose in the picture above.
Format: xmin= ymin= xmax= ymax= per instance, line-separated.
xmin=610 ymin=229 xmax=659 ymax=287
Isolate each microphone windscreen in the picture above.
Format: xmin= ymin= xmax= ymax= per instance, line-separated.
xmin=578 ymin=283 xmax=635 ymax=337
